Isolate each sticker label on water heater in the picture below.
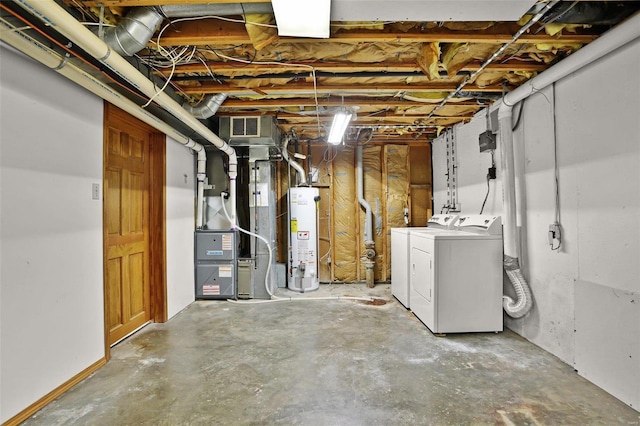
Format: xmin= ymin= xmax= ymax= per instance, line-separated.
xmin=291 ymin=220 xmax=298 ymax=233
xmin=297 ymin=231 xmax=309 ymax=240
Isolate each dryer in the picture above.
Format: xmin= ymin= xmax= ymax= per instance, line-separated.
xmin=409 ymin=215 xmax=503 ymax=333
xmin=391 ymin=215 xmax=458 ymax=309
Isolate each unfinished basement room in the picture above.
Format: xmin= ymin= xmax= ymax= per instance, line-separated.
xmin=1 ymin=0 xmax=639 ymax=424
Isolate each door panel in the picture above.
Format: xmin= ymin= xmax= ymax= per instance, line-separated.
xmin=104 ymin=107 xmax=151 ymax=346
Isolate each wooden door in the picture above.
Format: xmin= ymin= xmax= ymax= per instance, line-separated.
xmin=104 ymin=106 xmax=152 ymax=346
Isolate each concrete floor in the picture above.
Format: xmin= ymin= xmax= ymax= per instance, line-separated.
xmin=24 ymin=284 xmax=639 ymax=425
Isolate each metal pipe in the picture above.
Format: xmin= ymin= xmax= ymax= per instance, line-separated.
xmin=101 ymin=7 xmax=163 ymax=56
xmin=183 ymin=93 xmax=228 ymax=119
xmin=282 ymin=137 xmax=307 ymax=186
xmin=160 ymin=3 xmax=274 ymax=18
xmin=15 ymin=0 xmax=239 ymax=224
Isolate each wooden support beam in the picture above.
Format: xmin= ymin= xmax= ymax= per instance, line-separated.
xmin=157 ymin=20 xmax=597 ymax=47
xmin=179 ymin=81 xmax=507 ymax=95
xmin=218 ymin=97 xmax=482 ymax=108
xmin=162 ymin=60 xmax=548 ymax=77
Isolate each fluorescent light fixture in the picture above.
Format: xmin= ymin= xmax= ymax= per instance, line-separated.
xmin=271 ymin=0 xmax=331 ymax=38
xmin=327 ymin=110 xmax=353 ymax=145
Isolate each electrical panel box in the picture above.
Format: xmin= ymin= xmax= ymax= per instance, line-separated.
xmin=195 ymin=230 xmax=237 ymax=299
xmin=479 ymin=130 xmax=496 ymax=152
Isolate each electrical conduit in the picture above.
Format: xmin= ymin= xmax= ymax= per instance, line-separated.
xmin=498 ymin=11 xmax=640 ymax=318
xmin=15 ymin=0 xmax=239 ymax=224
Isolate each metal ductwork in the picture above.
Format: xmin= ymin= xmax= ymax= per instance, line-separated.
xmin=183 ymin=93 xmax=228 ymax=120
xmin=159 ymin=3 xmax=274 ymax=18
xmin=528 ymin=1 xmax=639 ymax=26
xmin=101 ymin=7 xmax=163 ymax=56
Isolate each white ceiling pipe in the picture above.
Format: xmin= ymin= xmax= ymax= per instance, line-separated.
xmin=497 ymin=11 xmax=640 ymax=318
xmin=15 ymin=0 xmax=238 ymax=223
xmin=0 ymin=17 xmax=209 ymax=230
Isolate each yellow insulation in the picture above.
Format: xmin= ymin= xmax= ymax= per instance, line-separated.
xmin=332 ymin=146 xmax=357 ymax=282
xmin=384 ymin=145 xmax=410 ymax=279
xmin=244 ymin=14 xmax=279 ymax=50
xmin=417 ymin=42 xmax=441 ymax=80
xmin=310 ymin=145 xmax=332 ymax=281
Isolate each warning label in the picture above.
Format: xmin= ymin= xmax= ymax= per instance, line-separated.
xmin=222 ymin=234 xmax=232 ymax=250
xmin=218 ymin=265 xmax=233 ymax=278
xmin=203 ymin=284 xmax=220 ymax=295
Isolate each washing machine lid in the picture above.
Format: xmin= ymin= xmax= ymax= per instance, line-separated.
xmin=455 ymin=215 xmax=502 ymax=235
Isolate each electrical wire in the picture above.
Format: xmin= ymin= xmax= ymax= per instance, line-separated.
xmin=551 ymin=83 xmax=562 ymax=251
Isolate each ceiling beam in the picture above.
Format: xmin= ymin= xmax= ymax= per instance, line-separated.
xmin=161 ymin=61 xmax=547 ymax=77
xmin=179 ymin=81 xmax=507 ymax=95
xmin=158 ymin=21 xmax=597 ymax=46
xmin=218 ymin=97 xmax=482 ymax=108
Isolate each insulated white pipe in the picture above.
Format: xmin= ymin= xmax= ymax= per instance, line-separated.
xmin=15 ymin=0 xmax=238 ymax=223
xmin=497 ymin=11 xmax=640 ymax=318
xmin=0 ymin=18 xmax=210 ymax=230
xmin=282 ymin=137 xmax=307 ymax=186
xmin=356 ymin=145 xmax=373 ymax=243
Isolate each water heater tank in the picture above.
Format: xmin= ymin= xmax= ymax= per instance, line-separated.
xmin=288 ymin=187 xmax=319 ymax=292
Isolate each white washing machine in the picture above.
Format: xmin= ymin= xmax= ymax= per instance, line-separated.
xmin=409 ymin=215 xmax=503 ymax=334
xmin=391 ymin=215 xmax=459 ymax=309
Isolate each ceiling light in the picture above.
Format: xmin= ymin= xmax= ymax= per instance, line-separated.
xmin=271 ymin=0 xmax=331 ymax=38
xmin=327 ymin=110 xmax=353 ymax=145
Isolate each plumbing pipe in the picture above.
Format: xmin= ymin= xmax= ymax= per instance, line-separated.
xmin=282 ymin=136 xmax=307 ymax=186
xmin=0 ymin=17 xmax=210 ymax=230
xmin=183 ymin=93 xmax=228 ymax=120
xmin=15 ymin=0 xmax=239 ymax=224
xmin=498 ymin=11 xmax=640 ymax=318
xmin=356 ymin=145 xmax=373 ymax=243
xmin=356 ymin=144 xmax=376 ymax=287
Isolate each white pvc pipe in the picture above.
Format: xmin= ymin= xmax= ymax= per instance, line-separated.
xmin=356 ymin=145 xmax=373 ymax=243
xmin=497 ymin=11 xmax=640 ymax=317
xmin=15 ymin=0 xmax=238 ymax=223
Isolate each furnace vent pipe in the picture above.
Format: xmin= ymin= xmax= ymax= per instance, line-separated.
xmin=0 ymin=16 xmax=209 ymax=228
xmin=498 ymin=11 xmax=640 ymax=318
xmin=159 ymin=3 xmax=274 ymax=18
xmin=282 ymin=137 xmax=307 ymax=186
xmin=16 ymin=0 xmax=239 ymax=224
xmin=183 ymin=93 xmax=228 ymax=119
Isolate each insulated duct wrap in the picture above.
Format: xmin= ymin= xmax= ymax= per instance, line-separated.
xmin=332 ymin=146 xmax=357 ymax=281
xmin=361 ymin=146 xmax=384 ymax=281
xmin=385 ymin=145 xmax=410 ymax=278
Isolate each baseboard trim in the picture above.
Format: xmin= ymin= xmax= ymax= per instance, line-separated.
xmin=2 ymin=357 xmax=107 ymax=426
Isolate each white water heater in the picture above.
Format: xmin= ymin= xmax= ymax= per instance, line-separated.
xmin=288 ymin=187 xmax=319 ymax=292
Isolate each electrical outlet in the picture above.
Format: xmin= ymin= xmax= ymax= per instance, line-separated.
xmin=488 ymin=167 xmax=496 ymax=180
xmin=548 ymin=223 xmax=561 ymax=247
xmin=92 ymin=183 xmax=100 ymax=200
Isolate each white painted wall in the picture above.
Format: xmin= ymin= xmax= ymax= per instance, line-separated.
xmin=0 ymin=46 xmax=198 ymax=422
xmin=0 ymin=46 xmax=105 ymax=422
xmin=166 ymin=138 xmax=196 ymax=319
xmin=432 ymin=37 xmax=640 ymax=410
